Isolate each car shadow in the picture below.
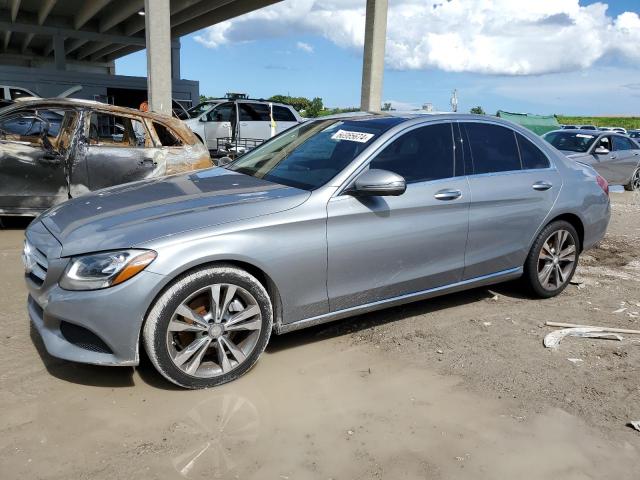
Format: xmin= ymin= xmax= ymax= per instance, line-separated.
xmin=267 ymin=282 xmax=529 ymax=353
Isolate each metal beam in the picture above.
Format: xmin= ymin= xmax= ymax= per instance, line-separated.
xmin=38 ymin=0 xmax=57 ymax=25
xmin=99 ymin=0 xmax=143 ymax=32
xmin=20 ymin=32 xmax=34 ymax=53
xmin=170 ymin=0 xmax=234 ymax=29
xmin=74 ymin=0 xmax=112 ymax=29
xmin=123 ymin=0 xmax=203 ymax=36
xmin=0 ymin=20 xmax=145 ymax=46
xmin=22 ymin=0 xmax=57 ymax=53
xmin=172 ymin=0 xmax=283 ymax=38
xmin=9 ymin=0 xmax=21 ymax=21
xmin=76 ymin=41 xmax=109 ymax=60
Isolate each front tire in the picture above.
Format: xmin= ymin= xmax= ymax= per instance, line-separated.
xmin=625 ymin=168 xmax=640 ymax=191
xmin=143 ymin=265 xmax=273 ymax=389
xmin=523 ymin=221 xmax=580 ymax=298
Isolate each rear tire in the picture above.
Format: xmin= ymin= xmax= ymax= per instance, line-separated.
xmin=523 ymin=221 xmax=580 ymax=298
xmin=143 ymin=265 xmax=273 ymax=389
xmin=625 ymin=168 xmax=640 ymax=191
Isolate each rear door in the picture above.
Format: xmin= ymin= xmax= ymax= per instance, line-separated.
xmin=82 ymin=111 xmax=160 ymax=191
xmin=237 ymin=102 xmax=271 ymax=140
xmin=460 ymin=122 xmax=561 ymax=279
xmin=327 ymin=122 xmax=470 ymax=311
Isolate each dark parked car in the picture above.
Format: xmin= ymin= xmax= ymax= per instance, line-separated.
xmin=544 ymin=129 xmax=640 ymax=191
xmin=0 ymin=99 xmax=212 ymax=216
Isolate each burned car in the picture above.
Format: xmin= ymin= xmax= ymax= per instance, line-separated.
xmin=0 ymin=99 xmax=211 ymax=216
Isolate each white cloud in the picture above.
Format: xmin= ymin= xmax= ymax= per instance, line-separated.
xmin=296 ymin=41 xmax=314 ymax=53
xmin=193 ymin=0 xmax=640 ymax=76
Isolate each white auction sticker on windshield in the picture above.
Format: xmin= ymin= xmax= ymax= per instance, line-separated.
xmin=331 ymin=130 xmax=374 ymax=143
xmin=576 ymin=134 xmax=594 ymax=138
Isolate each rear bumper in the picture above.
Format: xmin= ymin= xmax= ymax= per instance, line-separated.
xmin=582 ymin=198 xmax=610 ymax=251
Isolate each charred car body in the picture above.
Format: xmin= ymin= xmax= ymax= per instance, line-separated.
xmin=0 ymin=99 xmax=211 ymax=216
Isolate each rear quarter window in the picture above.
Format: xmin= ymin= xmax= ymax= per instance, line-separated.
xmin=153 ymin=122 xmax=183 ymax=147
xmin=516 ymin=133 xmax=550 ymax=169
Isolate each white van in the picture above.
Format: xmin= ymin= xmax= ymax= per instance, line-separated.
xmin=184 ymin=99 xmax=302 ymax=153
xmin=1 ymin=85 xmax=38 ymax=101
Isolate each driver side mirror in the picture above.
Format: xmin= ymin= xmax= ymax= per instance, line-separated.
xmin=595 ymin=146 xmax=610 ymax=155
xmin=350 ymin=169 xmax=407 ymax=196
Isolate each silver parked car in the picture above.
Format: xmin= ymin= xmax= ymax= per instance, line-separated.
xmin=24 ymin=114 xmax=610 ymax=389
xmin=543 ymin=129 xmax=640 ymax=191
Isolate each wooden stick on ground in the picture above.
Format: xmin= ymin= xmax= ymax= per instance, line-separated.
xmin=545 ymin=321 xmax=640 ymax=335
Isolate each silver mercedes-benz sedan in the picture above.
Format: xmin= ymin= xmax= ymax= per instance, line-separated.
xmin=24 ymin=114 xmax=610 ymax=389
xmin=543 ymin=129 xmax=640 ymax=191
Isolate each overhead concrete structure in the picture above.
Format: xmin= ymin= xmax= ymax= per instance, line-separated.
xmin=1 ymin=0 xmax=389 ymax=115
xmin=360 ymin=0 xmax=388 ymax=113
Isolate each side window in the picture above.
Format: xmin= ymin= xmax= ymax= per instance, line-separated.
xmin=369 ymin=123 xmax=454 ymax=183
xmin=88 ymin=113 xmax=150 ymax=147
xmin=153 ymin=122 xmax=183 ymax=147
xmin=596 ymin=136 xmax=611 ymax=152
xmin=612 ymin=136 xmax=636 ymax=151
xmin=206 ymin=103 xmax=234 ymax=122
xmin=463 ymin=123 xmax=521 ymax=174
xmin=239 ymin=103 xmax=271 ymax=122
xmin=516 ymin=133 xmax=550 ymax=169
xmin=273 ymin=106 xmax=297 ymax=122
xmin=10 ymin=88 xmax=32 ymax=100
xmin=0 ymin=109 xmax=62 ymax=143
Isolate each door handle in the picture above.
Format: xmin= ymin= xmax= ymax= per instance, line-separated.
xmin=138 ymin=158 xmax=157 ymax=166
xmin=610 ymin=155 xmax=617 ymax=160
xmin=532 ymin=181 xmax=553 ymax=191
xmin=434 ymin=189 xmax=462 ymax=201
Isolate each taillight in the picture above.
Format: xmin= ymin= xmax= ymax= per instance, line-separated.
xmin=596 ymin=174 xmax=609 ymax=197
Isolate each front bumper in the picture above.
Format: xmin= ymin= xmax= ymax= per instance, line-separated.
xmin=25 ymin=221 xmax=165 ymax=366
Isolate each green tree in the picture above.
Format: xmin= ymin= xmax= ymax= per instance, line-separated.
xmin=268 ymin=95 xmax=311 ymax=112
xmin=381 ymin=102 xmax=393 ymax=111
xmin=305 ymin=97 xmax=324 ymax=118
xmin=470 ymin=106 xmax=486 ymax=115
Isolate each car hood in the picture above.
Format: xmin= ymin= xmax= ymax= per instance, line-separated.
xmin=39 ymin=168 xmax=310 ymax=257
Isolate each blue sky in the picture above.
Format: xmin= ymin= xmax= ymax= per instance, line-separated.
xmin=116 ymin=0 xmax=640 ymax=115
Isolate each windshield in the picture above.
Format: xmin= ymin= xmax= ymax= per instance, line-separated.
xmin=226 ymin=118 xmax=400 ymax=190
xmin=187 ymin=101 xmax=221 ymax=118
xmin=544 ymin=131 xmax=598 ymax=153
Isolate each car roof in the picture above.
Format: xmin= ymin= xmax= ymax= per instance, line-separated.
xmin=0 ymin=98 xmax=195 ymax=138
xmin=546 ymin=128 xmax=630 ymax=138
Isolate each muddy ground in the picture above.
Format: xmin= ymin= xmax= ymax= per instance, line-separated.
xmin=0 ymin=190 xmax=639 ymax=479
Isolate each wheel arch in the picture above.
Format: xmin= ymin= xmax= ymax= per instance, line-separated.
xmin=140 ymin=258 xmax=285 ymax=347
xmin=543 ymin=213 xmax=585 ymax=252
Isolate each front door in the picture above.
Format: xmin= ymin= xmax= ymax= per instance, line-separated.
xmin=0 ymin=109 xmax=77 ymax=212
xmin=203 ymin=102 xmax=235 ymax=150
xmin=327 ymin=122 xmax=470 ymax=311
xmin=459 ymin=122 xmax=562 ymax=279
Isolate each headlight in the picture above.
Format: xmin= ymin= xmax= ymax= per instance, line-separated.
xmin=60 ymin=249 xmax=157 ymax=291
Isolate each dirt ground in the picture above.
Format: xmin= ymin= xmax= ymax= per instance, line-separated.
xmin=1 ymin=190 xmax=639 ymax=479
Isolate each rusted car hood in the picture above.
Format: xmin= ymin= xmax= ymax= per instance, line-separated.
xmin=39 ymin=168 xmax=310 ymax=256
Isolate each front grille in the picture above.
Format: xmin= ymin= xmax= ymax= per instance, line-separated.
xmin=26 ymin=244 xmax=48 ymax=286
xmin=60 ymin=322 xmax=113 ymax=354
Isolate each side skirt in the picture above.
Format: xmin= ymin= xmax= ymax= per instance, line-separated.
xmin=276 ymin=267 xmax=523 ymax=334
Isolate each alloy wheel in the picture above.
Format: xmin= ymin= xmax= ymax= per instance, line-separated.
xmin=632 ymin=169 xmax=640 ymax=191
xmin=537 ymin=229 xmax=577 ymax=291
xmin=166 ymin=283 xmax=262 ymax=378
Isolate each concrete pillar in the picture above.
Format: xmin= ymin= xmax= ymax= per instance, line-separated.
xmin=171 ymin=39 xmax=181 ymax=80
xmin=360 ymin=0 xmax=388 ymax=112
xmin=53 ymin=35 xmax=65 ymax=71
xmin=144 ymin=0 xmax=172 ymax=115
